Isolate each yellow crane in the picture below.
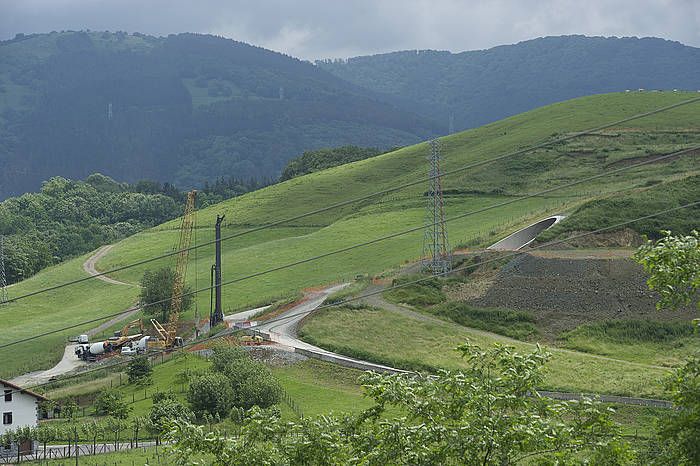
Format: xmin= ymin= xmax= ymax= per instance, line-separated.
xmin=151 ymin=190 xmax=197 ymax=349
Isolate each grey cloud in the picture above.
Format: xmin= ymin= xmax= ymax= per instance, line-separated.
xmin=0 ymin=0 xmax=698 ymax=59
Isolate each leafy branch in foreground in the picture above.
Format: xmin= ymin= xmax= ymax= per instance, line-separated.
xmin=166 ymin=342 xmax=633 ymax=465
xmin=635 ymin=230 xmax=700 ymax=313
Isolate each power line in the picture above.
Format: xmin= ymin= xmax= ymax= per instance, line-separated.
xmin=5 ymin=199 xmax=698 ymax=397
xmin=5 ymin=96 xmax=699 ymax=304
xmin=1 ymin=144 xmax=697 ymax=353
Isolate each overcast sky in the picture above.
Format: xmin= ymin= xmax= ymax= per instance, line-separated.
xmin=1 ymin=0 xmax=698 ymax=60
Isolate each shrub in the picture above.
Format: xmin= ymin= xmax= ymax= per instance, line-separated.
xmin=385 ymin=275 xmax=446 ymax=306
xmin=563 ymin=320 xmax=694 ymax=344
xmin=150 ymin=397 xmax=194 ymax=434
xmin=94 ymin=390 xmax=131 ymax=419
xmin=127 ymin=356 xmax=152 ymax=384
xmin=211 ymin=346 xmax=282 ymax=409
xmin=187 ymin=372 xmax=235 ymax=418
xmin=236 ymin=371 xmax=282 ymax=410
xmin=210 ymin=345 xmax=248 ymax=373
xmin=433 ymin=302 xmax=538 ymax=340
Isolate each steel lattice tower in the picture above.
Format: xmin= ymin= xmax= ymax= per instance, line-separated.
xmin=422 ymin=139 xmax=452 ymax=275
xmin=0 ymin=235 xmax=8 ymax=304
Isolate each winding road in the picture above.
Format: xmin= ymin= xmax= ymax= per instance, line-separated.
xmin=225 ymin=284 xmax=404 ymax=374
xmin=10 ymin=245 xmax=138 ymax=387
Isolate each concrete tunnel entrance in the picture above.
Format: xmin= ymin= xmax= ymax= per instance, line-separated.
xmin=487 ymin=215 xmax=565 ymax=251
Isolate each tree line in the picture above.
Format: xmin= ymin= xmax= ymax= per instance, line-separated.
xmin=0 ymin=173 xmax=265 ymax=284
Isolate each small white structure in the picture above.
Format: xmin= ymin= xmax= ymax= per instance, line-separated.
xmin=0 ymin=379 xmax=47 ymax=456
xmin=488 ymin=216 xmax=565 ymax=251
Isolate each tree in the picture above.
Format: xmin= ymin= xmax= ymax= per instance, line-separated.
xmin=644 ymin=356 xmax=700 ymax=465
xmin=127 ymin=356 xmax=152 ymax=384
xmin=138 ymin=267 xmax=193 ymax=322
xmin=210 ymin=345 xmax=281 ymax=409
xmin=635 ymin=231 xmax=700 ymax=464
xmin=94 ymin=390 xmax=131 ymax=419
xmin=635 ymin=230 xmax=699 ymax=313
xmin=60 ymin=398 xmax=78 ymax=419
xmin=149 ymin=394 xmax=194 ymax=435
xmin=186 ymin=372 xmax=235 ymax=418
xmin=169 ymin=342 xmax=633 ymax=465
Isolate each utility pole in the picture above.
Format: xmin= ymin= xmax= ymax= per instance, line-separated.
xmin=0 ymin=235 xmax=7 ymax=304
xmin=210 ymin=214 xmax=225 ymax=326
xmin=422 ymin=139 xmax=452 ymax=276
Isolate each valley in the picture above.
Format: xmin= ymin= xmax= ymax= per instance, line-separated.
xmin=1 ymin=91 xmax=699 ymax=464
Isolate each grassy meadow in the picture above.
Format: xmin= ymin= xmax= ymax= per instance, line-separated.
xmin=1 ymin=91 xmax=699 ymax=384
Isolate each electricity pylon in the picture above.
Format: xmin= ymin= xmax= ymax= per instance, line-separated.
xmin=422 ymin=139 xmax=452 ymax=276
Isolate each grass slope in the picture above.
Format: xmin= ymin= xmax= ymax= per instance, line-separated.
xmin=1 ymin=92 xmax=699 ymax=380
xmin=299 ymin=306 xmax=669 ymax=397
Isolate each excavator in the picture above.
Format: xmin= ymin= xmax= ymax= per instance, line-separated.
xmin=150 ymin=190 xmax=197 ymax=350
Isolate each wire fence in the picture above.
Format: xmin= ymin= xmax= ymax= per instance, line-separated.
xmin=0 ymin=443 xmax=164 ymax=464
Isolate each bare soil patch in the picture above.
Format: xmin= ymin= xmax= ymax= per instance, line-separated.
xmin=468 ymin=253 xmax=697 ymax=339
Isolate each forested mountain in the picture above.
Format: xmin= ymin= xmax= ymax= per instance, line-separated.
xmin=0 ymin=31 xmax=437 ymax=199
xmin=317 ymin=35 xmax=700 ymax=132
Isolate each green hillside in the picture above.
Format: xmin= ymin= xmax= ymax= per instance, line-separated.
xmin=2 ymin=92 xmax=699 ymax=395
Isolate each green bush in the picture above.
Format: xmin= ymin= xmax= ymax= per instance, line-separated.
xmin=563 ymin=320 xmax=694 ymax=344
xmin=127 ymin=356 xmax=152 ymax=384
xmin=94 ymin=390 xmax=131 ymax=419
xmin=209 ymin=345 xmax=282 ymax=410
xmin=433 ymin=302 xmax=538 ymax=340
xmin=149 ymin=397 xmax=194 ymax=434
xmin=187 ymin=372 xmax=235 ymax=418
xmin=385 ymin=275 xmax=446 ymax=306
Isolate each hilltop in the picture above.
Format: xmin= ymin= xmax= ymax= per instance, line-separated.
xmin=1 ymin=92 xmax=699 ymax=398
xmin=0 ymin=31 xmax=436 ymax=198
xmin=318 ymin=35 xmax=700 ymax=131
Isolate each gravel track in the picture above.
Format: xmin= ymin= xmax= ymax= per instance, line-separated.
xmin=10 ymin=246 xmax=139 ymax=386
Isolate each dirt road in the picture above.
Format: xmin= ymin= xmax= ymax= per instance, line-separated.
xmin=82 ymin=245 xmax=130 ymax=286
xmin=10 ymin=246 xmax=138 ymax=387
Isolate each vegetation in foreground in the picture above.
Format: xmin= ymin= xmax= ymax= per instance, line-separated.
xmin=167 ymin=343 xmax=636 ymax=465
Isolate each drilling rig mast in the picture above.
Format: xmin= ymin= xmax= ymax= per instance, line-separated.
xmin=151 ymin=190 xmax=197 ymax=348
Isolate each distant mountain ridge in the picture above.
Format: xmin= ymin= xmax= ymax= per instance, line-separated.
xmin=0 ymin=31 xmax=436 ymax=198
xmin=2 ymin=33 xmax=699 ymax=199
xmin=317 ymin=35 xmax=700 ymax=131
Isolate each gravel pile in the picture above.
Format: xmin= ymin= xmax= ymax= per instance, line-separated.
xmin=470 ymin=253 xmax=697 ymax=337
xmin=247 ymin=346 xmax=308 ymax=367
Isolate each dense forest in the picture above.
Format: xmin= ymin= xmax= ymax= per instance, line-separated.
xmin=0 ymin=31 xmax=436 ymax=199
xmin=0 ymin=173 xmax=266 ymax=284
xmin=318 ymin=35 xmax=700 ymax=131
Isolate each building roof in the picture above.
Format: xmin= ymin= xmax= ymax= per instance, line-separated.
xmin=0 ymin=379 xmax=49 ymax=402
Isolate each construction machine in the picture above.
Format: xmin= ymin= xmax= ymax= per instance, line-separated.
xmin=240 ymin=334 xmax=264 ymax=346
xmin=150 ymin=190 xmax=197 ymax=350
xmin=75 ymin=319 xmax=145 ymax=361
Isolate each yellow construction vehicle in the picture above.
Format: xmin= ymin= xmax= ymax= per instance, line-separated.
xmin=112 ymin=319 xmax=145 ymax=347
xmin=150 ymin=190 xmax=197 ymax=350
xmin=240 ymin=334 xmax=264 ymax=346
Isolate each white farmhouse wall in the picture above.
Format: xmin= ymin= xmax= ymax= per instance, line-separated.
xmin=0 ymin=383 xmax=39 ymax=435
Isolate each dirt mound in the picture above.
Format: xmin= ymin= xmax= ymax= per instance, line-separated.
xmin=470 ymin=253 xmax=696 ymax=338
xmin=539 ymin=228 xmax=645 ymax=249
